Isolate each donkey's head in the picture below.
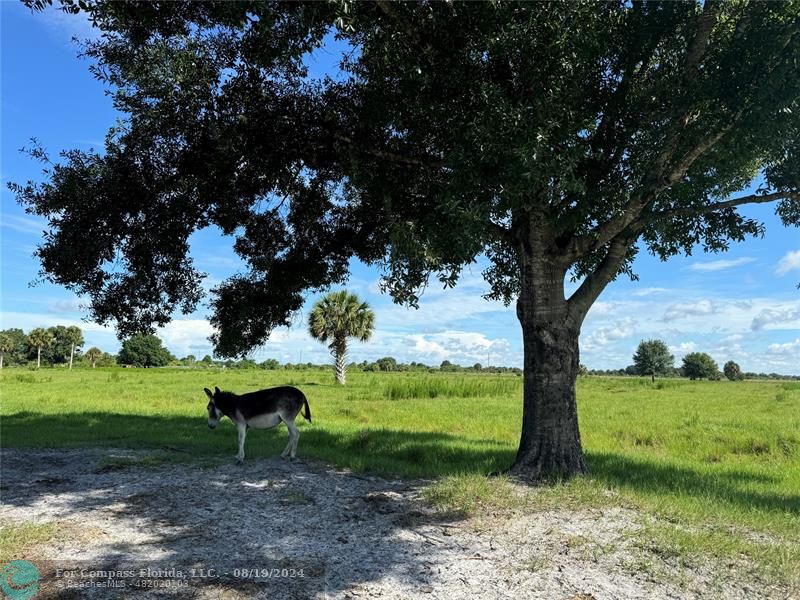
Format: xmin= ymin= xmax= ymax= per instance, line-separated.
xmin=204 ymin=386 xmax=223 ymax=429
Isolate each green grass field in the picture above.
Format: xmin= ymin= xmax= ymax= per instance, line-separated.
xmin=1 ymin=368 xmax=798 ymax=584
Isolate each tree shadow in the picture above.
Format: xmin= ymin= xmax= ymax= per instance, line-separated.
xmin=583 ymin=451 xmax=799 ymax=516
xmin=1 ymin=444 xmax=467 ymax=598
xmin=0 ymin=411 xmax=515 ymax=479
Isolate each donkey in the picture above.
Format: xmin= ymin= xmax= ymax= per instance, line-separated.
xmin=204 ymin=385 xmax=312 ymax=463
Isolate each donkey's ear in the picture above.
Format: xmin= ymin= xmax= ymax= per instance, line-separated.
xmin=214 ymin=386 xmax=221 ymax=395
xmin=204 ymin=388 xmax=213 ymax=399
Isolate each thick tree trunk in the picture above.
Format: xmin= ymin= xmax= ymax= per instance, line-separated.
xmin=511 ymin=306 xmax=586 ymax=479
xmin=69 ymin=343 xmax=75 ymax=370
xmin=37 ymin=347 xmax=42 ymax=369
xmin=0 ymin=353 xmax=4 ymax=369
xmin=510 ymin=216 xmax=587 ymax=479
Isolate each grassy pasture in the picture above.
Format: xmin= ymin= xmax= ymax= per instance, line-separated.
xmin=1 ymin=368 xmax=798 ymax=583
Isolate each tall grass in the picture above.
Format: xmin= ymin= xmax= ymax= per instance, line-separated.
xmin=383 ymin=374 xmax=520 ymax=399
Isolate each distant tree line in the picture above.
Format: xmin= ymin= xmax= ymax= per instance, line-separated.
xmin=0 ymin=326 xmax=113 ymax=369
xmin=169 ymin=355 xmax=523 ymax=374
xmin=580 ymin=339 xmax=800 ymax=381
xmin=3 ymin=327 xmax=795 ymax=379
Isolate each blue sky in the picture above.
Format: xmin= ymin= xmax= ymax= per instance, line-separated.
xmin=1 ymin=3 xmax=799 ymax=373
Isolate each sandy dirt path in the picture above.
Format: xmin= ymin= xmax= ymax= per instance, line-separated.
xmin=0 ymin=448 xmax=784 ymax=599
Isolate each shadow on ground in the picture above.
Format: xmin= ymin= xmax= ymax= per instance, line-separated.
xmin=3 ymin=411 xmax=797 ymax=524
xmin=584 ymin=451 xmax=799 ymax=515
xmin=0 ymin=446 xmax=467 ymax=599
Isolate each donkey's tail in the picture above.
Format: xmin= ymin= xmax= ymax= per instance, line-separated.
xmin=302 ymin=395 xmax=312 ymax=423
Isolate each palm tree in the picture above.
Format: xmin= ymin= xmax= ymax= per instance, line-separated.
xmin=308 ymin=291 xmax=375 ymax=385
xmin=28 ymin=327 xmax=54 ymax=369
xmin=85 ymin=347 xmax=103 ymax=368
xmin=64 ymin=325 xmax=84 ymax=370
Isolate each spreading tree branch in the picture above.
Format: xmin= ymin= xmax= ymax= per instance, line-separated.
xmin=567 ymin=234 xmax=633 ymax=323
xmin=635 ymin=190 xmax=800 ymax=227
xmin=683 ymin=0 xmax=722 ymax=82
xmin=567 ymin=124 xmax=736 ymax=261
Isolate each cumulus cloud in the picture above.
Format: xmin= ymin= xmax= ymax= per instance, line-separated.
xmin=766 ymin=339 xmax=800 ymax=356
xmin=47 ymin=297 xmax=86 ymax=314
xmin=776 ymin=250 xmax=800 ymax=276
xmin=751 ymin=307 xmax=800 ymax=331
xmin=687 ymin=257 xmax=755 ymax=272
xmin=582 ymin=318 xmax=637 ymax=351
xmin=663 ymin=299 xmax=719 ymax=321
xmin=156 ymin=319 xmax=216 ymax=357
xmin=668 ymin=341 xmax=697 ymax=356
xmin=404 ymin=331 xmax=513 ymax=365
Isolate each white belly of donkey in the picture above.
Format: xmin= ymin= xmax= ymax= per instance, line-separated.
xmin=246 ymin=412 xmax=282 ymax=429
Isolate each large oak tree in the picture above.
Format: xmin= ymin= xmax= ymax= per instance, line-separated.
xmin=12 ymin=1 xmax=800 ymax=478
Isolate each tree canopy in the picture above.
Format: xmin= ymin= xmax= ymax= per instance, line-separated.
xmin=118 ymin=333 xmax=173 ymax=367
xmin=682 ymin=352 xmax=720 ymax=380
xmin=723 ymin=360 xmax=744 ymax=381
xmin=13 ymin=1 xmax=800 ymax=351
xmin=632 ymin=339 xmax=674 ymax=380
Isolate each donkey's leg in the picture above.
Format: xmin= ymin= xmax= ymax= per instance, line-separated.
xmin=285 ymin=418 xmax=300 ymax=459
xmin=280 ymin=418 xmax=294 ymax=459
xmin=236 ymin=422 xmax=247 ymax=464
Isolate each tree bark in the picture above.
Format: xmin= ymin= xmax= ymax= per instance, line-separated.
xmin=0 ymin=353 xmax=4 ymax=369
xmin=510 ymin=215 xmax=587 ymax=479
xmin=332 ymin=338 xmax=347 ymax=385
xmin=37 ymin=347 xmax=41 ymax=369
xmin=69 ymin=343 xmax=75 ymax=370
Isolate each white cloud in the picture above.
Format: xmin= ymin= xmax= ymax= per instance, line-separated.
xmin=751 ymin=307 xmax=800 ymax=331
xmin=47 ymin=297 xmax=86 ymax=314
xmin=776 ymin=250 xmax=800 ymax=276
xmin=668 ymin=341 xmax=697 ymax=356
xmin=2 ymin=214 xmax=47 ymax=236
xmin=156 ymin=319 xmax=216 ymax=357
xmin=407 ymin=335 xmax=447 ymax=357
xmin=582 ymin=318 xmax=637 ymax=351
xmin=632 ymin=287 xmax=670 ymax=297
xmin=687 ymin=257 xmax=755 ymax=272
xmin=404 ymin=331 xmax=512 ymax=365
xmin=766 ymin=339 xmax=800 ymax=356
xmin=663 ymin=299 xmax=719 ymax=321
xmin=26 ymin=3 xmax=100 ymax=45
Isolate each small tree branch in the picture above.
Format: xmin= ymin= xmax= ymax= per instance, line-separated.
xmin=489 ymin=220 xmax=513 ymax=243
xmin=333 ymin=133 xmax=444 ymax=168
xmin=635 ymin=190 xmax=799 ymax=227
